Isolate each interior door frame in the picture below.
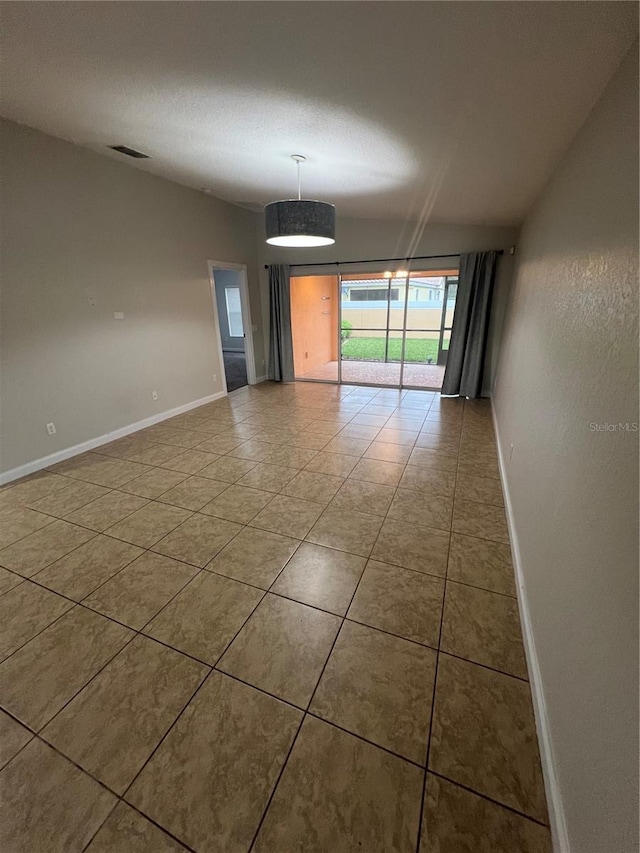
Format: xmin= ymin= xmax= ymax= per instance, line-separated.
xmin=207 ymin=260 xmax=257 ymax=388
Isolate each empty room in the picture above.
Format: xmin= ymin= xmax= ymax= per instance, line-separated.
xmin=0 ymin=3 xmax=637 ymax=853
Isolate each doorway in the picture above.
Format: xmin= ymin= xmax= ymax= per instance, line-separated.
xmin=208 ymin=261 xmax=256 ymax=393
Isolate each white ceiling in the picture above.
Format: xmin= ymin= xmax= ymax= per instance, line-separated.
xmin=1 ymin=2 xmax=636 ymax=225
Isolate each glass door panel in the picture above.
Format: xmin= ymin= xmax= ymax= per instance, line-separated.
xmin=291 ymin=275 xmax=339 ymax=382
xmin=400 ymin=273 xmax=448 ymax=389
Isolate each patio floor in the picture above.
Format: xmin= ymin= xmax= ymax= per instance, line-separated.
xmin=297 ymin=360 xmax=446 ymax=389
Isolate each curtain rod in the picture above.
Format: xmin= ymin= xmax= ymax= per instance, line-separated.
xmin=264 ymin=250 xmax=504 ymax=270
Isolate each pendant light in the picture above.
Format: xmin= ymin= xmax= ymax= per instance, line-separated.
xmin=265 ymin=155 xmax=336 ymax=247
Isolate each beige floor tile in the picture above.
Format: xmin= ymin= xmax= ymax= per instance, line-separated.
xmin=0 ymin=738 xmax=116 ymax=853
xmin=282 ymin=470 xmax=345 ymax=504
xmin=399 ymin=465 xmax=456 ymax=498
xmin=452 ymin=499 xmax=509 ymax=543
xmin=388 ymin=488 xmax=453 ymax=532
xmin=156 ymin=475 xmax=228 ymax=511
xmin=144 ymin=571 xmax=263 ymax=663
xmin=456 ymin=451 xmax=500 ymax=480
xmin=0 ymin=709 xmax=33 ymax=769
xmin=414 ymin=432 xmax=460 ymax=454
xmin=200 ymin=484 xmax=272 ymax=524
xmin=323 ymin=435 xmax=372 ymax=456
xmin=0 ymin=606 xmax=132 ymax=730
xmin=218 ymin=593 xmax=341 ymax=708
xmin=194 ymin=434 xmax=247 ymax=455
xmin=27 ymin=480 xmax=110 ymax=517
xmin=53 ymin=454 xmax=151 ymax=488
xmin=430 ymin=654 xmax=547 ymax=822
xmin=271 ymin=542 xmax=366 ymax=615
xmin=127 ymin=671 xmax=301 ymax=853
xmin=371 ymin=518 xmax=449 ymax=577
xmin=441 ymin=582 xmax=528 ymax=678
xmin=349 ymin=457 xmax=404 ymax=486
xmin=236 ymin=462 xmax=297 ymax=493
xmin=0 ymin=504 xmax=54 ymax=549
xmin=87 ymin=801 xmax=189 ymax=852
xmin=106 ymin=501 xmax=192 ymax=548
xmin=288 ymin=432 xmax=331 ymax=450
xmin=376 ymin=428 xmax=419 ymax=446
xmin=455 ymin=473 xmax=505 ymax=507
xmin=0 ymin=566 xmax=23 ymax=595
xmin=0 ymin=581 xmax=73 ymax=661
xmin=265 ymin=444 xmax=319 ymax=469
xmin=304 ymin=451 xmax=359 ymax=477
xmin=250 ymin=494 xmax=324 ymax=540
xmin=0 ymin=519 xmax=95 ymax=577
xmin=33 ymin=535 xmax=143 ymax=600
xmin=0 ymin=471 xmax=68 ymax=508
xmin=230 ymin=438 xmax=278 ymax=462
xmin=311 ymin=620 xmax=436 ymax=762
xmin=119 ymin=468 xmax=187 ymax=499
xmin=126 ymin=443 xmax=185 ymax=467
xmin=340 ymin=423 xmax=381 ymax=440
xmin=208 ymin=526 xmax=299 ymax=588
xmin=153 ymin=513 xmax=241 ymax=567
xmin=418 ymin=421 xmax=460 ymax=438
xmin=42 ymin=635 xmax=207 ymax=794
xmin=84 ymin=552 xmax=198 ymax=630
xmin=447 ymin=533 xmax=516 ymax=596
xmin=143 ymin=426 xmax=205 ymax=449
xmin=159 ymin=448 xmax=219 ymax=474
xmin=350 ymin=413 xmax=389 ymax=427
xmin=363 ymin=440 xmax=413 ymax=464
xmin=254 ymin=715 xmax=422 ymax=853
xmin=330 ymin=478 xmax=395 ymax=517
xmin=348 ymin=560 xmax=444 ymax=647
xmin=65 ymin=491 xmax=149 ymax=532
xmin=420 ymin=774 xmax=551 ymax=853
xmin=306 ymin=506 xmax=382 ymax=557
xmin=198 ymin=454 xmax=257 ymax=483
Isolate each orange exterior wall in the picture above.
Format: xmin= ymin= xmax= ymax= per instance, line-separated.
xmin=290 ymin=275 xmax=339 ymax=376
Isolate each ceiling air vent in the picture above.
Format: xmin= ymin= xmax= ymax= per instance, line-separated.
xmin=109 ymin=145 xmax=150 ymax=159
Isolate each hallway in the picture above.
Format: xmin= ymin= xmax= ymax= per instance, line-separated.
xmin=0 ymin=381 xmax=550 ymax=852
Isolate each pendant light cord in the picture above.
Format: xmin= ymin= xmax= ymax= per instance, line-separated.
xmin=297 ymin=158 xmax=301 ymax=200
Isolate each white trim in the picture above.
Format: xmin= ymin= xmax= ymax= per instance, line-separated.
xmin=254 ymin=375 xmax=267 ymax=383
xmin=491 ymin=402 xmax=569 ymax=853
xmin=208 ymin=260 xmax=257 ymax=386
xmin=0 ymin=391 xmax=226 ymax=486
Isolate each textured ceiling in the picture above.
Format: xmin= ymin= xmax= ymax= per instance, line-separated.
xmin=0 ymin=2 xmax=636 ymax=225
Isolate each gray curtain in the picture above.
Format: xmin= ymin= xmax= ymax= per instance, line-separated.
xmin=441 ymin=251 xmax=497 ymax=398
xmin=267 ymin=264 xmax=295 ymax=382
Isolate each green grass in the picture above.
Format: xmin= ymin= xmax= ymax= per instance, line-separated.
xmin=341 ymin=336 xmax=441 ymax=363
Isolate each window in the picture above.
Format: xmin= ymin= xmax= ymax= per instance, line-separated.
xmin=225 ymin=287 xmax=244 ymax=337
xmin=350 ymin=288 xmax=399 ymax=301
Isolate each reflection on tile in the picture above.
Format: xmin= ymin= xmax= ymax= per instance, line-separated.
xmin=399 ymin=465 xmax=455 ymax=498
xmin=84 ymin=552 xmax=197 ymax=630
xmin=376 ymin=428 xmax=418 ymax=446
xmin=306 ymin=507 xmax=382 ymax=557
xmin=0 ymin=738 xmax=116 ymax=853
xmin=159 ymin=449 xmax=219 ymax=474
xmin=33 ymin=535 xmax=143 ymax=601
xmin=420 ymin=774 xmax=551 ymax=853
xmin=42 ymin=635 xmax=207 ymax=794
xmin=253 ymin=715 xmax=422 ymax=853
xmin=371 ymin=518 xmax=449 ymax=577
xmin=452 ymin=499 xmax=509 ymax=543
xmin=152 ymin=513 xmax=241 ymax=567
xmin=388 ymin=488 xmax=453 ymax=532
xmin=0 ymin=606 xmax=132 ymax=730
xmin=349 ymin=457 xmax=404 ymax=486
xmin=304 ymin=451 xmax=359 ymax=477
xmin=455 ymin=474 xmax=504 ymax=507
xmin=0 ymin=520 xmax=95 ymax=577
xmin=106 ymin=501 xmax=192 ymax=548
xmin=363 ymin=441 xmax=413 ymax=464
xmin=237 ymin=462 xmax=297 ymax=493
xmin=0 ymin=566 xmax=23 ymax=595
xmin=230 ymin=439 xmax=278 ymax=462
xmin=271 ymin=542 xmax=365 ymax=615
xmin=266 ymin=445 xmax=319 ymax=470
xmin=324 ymin=435 xmax=371 ymax=456
xmin=156 ymin=475 xmax=228 ymax=511
xmin=27 ymin=480 xmax=109 ymax=518
xmin=414 ymin=433 xmax=460 ymax=455
xmin=283 ymin=470 xmax=344 ymax=505
xmin=120 ymin=468 xmax=187 ymax=499
xmin=0 ymin=709 xmax=33 ymax=769
xmin=200 ymin=484 xmax=272 ymax=524
xmin=311 ymin=620 xmax=436 ymax=762
xmin=250 ymin=494 xmax=324 ymax=540
xmin=0 ymin=582 xmax=73 ymax=661
xmin=330 ymin=478 xmax=395 ymax=517
xmin=87 ymin=801 xmax=189 ymax=852
xmin=348 ymin=560 xmax=444 ymax=647
xmin=65 ymin=491 xmax=148 ymax=532
xmin=447 ymin=533 xmax=515 ymax=596
xmin=127 ymin=672 xmax=301 ymax=853
xmin=145 ymin=571 xmax=263 ymax=664
xmin=219 ymin=594 xmax=340 ymax=708
xmin=441 ymin=582 xmax=528 ymax=678
xmin=430 ymin=654 xmax=547 ymax=822
xmin=208 ymin=526 xmax=298 ymax=588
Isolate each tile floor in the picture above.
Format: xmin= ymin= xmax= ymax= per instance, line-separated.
xmin=0 ymin=381 xmax=551 ymax=853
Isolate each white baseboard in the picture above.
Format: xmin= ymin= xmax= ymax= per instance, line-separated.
xmin=254 ymin=375 xmax=267 ymax=383
xmin=491 ymin=403 xmax=569 ymax=852
xmin=0 ymin=391 xmax=227 ymax=486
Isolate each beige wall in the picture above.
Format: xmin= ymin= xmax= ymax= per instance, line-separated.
xmin=493 ymin=43 xmax=638 ymax=853
xmin=0 ymin=119 xmax=263 ymax=475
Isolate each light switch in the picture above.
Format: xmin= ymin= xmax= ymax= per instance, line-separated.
xmin=113 ymin=312 xmax=124 ymax=320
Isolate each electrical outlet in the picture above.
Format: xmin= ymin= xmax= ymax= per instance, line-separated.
xmin=88 ymin=295 xmax=96 ymax=307
xmin=46 ymin=423 xmax=57 ymax=435
xmin=212 ymin=374 xmax=217 ymax=382
xmin=509 ymin=443 xmax=514 ymax=460
xmin=151 ymin=391 xmax=158 ymax=401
